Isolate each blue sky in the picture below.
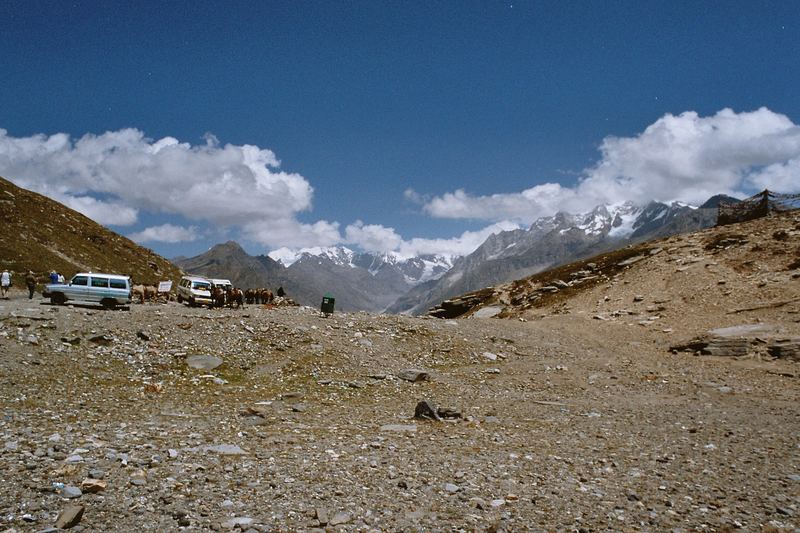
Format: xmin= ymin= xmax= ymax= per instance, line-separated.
xmin=1 ymin=1 xmax=799 ymax=260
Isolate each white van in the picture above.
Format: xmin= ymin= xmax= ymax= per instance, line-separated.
xmin=177 ymin=275 xmax=213 ymax=306
xmin=210 ymin=278 xmax=233 ymax=291
xmin=45 ymin=273 xmax=132 ymax=309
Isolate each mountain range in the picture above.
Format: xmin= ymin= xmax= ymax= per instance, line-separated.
xmin=173 ymin=243 xmax=455 ymax=312
xmin=176 ymin=195 xmax=734 ymax=314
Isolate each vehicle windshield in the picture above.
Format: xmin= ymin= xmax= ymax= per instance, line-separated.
xmin=193 ymin=281 xmax=211 ymax=290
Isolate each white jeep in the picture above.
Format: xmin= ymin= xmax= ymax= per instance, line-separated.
xmin=45 ymin=273 xmax=132 ymax=310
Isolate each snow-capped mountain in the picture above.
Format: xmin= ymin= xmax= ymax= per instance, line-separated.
xmin=386 ymin=199 xmax=718 ymax=315
xmin=176 ymin=243 xmax=457 ymax=313
xmin=269 ymin=246 xmax=455 ymax=285
xmin=177 ymin=196 xmax=723 ymax=315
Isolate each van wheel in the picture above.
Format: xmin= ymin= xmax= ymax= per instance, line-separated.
xmin=51 ymin=293 xmax=66 ymax=305
xmin=101 ymin=298 xmax=116 ymax=310
xmin=177 ymin=295 xmax=183 ymax=303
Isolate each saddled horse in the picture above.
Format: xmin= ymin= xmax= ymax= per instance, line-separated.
xmin=132 ymin=284 xmax=157 ymax=304
xmin=211 ymin=286 xmax=226 ymax=308
xmin=226 ymin=287 xmax=244 ymax=309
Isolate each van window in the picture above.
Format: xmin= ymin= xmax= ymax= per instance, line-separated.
xmin=72 ymin=275 xmax=88 ymax=286
xmin=109 ymin=279 xmax=127 ymax=289
xmin=193 ymin=281 xmax=210 ymax=290
xmin=91 ymin=277 xmax=109 ymax=288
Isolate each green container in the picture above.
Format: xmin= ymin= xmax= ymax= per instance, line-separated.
xmin=321 ymin=293 xmax=335 ymax=314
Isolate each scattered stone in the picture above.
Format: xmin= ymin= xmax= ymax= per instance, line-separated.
xmin=473 ymin=306 xmax=502 ymax=318
xmin=396 ymin=368 xmax=429 ymax=382
xmin=88 ymin=334 xmax=113 ymax=345
xmin=221 ymin=517 xmax=255 ymax=529
xmin=444 ymin=483 xmax=460 ymax=493
xmin=414 ymin=400 xmax=442 ymax=421
xmin=379 ymin=424 xmax=417 ymax=433
xmin=54 ymin=504 xmax=84 ymax=529
xmin=186 ymin=354 xmax=224 ymax=370
xmin=618 ymin=255 xmax=645 ymax=267
xmin=80 ymin=478 xmax=106 ymax=493
xmin=136 ymin=330 xmax=150 ymax=341
xmin=61 ymin=485 xmax=82 ymax=499
xmin=329 ymin=512 xmax=351 ymax=526
xmin=130 ymin=470 xmax=147 ymax=486
xmin=315 ymin=507 xmax=329 ymax=525
xmin=205 ymin=444 xmax=248 ymax=455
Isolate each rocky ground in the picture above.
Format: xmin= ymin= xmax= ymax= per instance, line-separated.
xmin=0 ymin=215 xmax=799 ymax=532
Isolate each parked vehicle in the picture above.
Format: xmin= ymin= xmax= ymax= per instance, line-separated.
xmin=177 ymin=275 xmax=213 ymax=306
xmin=45 ymin=273 xmax=132 ymax=309
xmin=210 ymin=278 xmax=233 ymax=291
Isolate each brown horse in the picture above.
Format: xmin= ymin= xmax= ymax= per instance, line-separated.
xmin=226 ymin=287 xmax=244 ymax=308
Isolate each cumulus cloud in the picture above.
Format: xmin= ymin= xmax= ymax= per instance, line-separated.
xmin=342 ymin=220 xmax=521 ymax=258
xmin=420 ymin=107 xmax=800 ymax=223
xmin=240 ymin=218 xmax=341 ymax=250
xmin=59 ymin=195 xmax=139 ymax=226
xmin=344 ymin=221 xmax=404 ymax=253
xmin=129 ymin=223 xmax=202 ymax=244
xmin=396 ymin=221 xmax=521 ymax=258
xmin=0 ymin=127 xmax=314 ymax=231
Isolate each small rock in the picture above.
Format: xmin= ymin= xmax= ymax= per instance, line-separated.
xmin=136 ymin=330 xmax=150 ymax=341
xmin=315 ymin=508 xmax=329 ymax=525
xmin=444 ymin=483 xmax=460 ymax=493
xmin=88 ymin=334 xmax=113 ymax=346
xmin=186 ymin=355 xmax=224 ymax=370
xmin=396 ymin=369 xmax=429 ymax=382
xmin=379 ymin=424 xmax=417 ymax=433
xmin=130 ymin=470 xmax=147 ymax=486
xmin=61 ymin=486 xmax=82 ymax=499
xmin=221 ymin=517 xmax=254 ymax=529
xmin=205 ymin=444 xmax=248 ymax=455
xmin=414 ymin=400 xmax=441 ymax=421
xmin=55 ymin=504 xmax=85 ymax=529
xmin=329 ymin=512 xmax=351 ymax=526
xmin=80 ymin=478 xmax=106 ymax=493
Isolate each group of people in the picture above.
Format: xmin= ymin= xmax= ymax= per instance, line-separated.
xmin=1 ymin=269 xmax=48 ymax=299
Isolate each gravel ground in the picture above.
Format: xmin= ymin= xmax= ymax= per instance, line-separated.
xmin=1 ymin=287 xmax=798 ymax=532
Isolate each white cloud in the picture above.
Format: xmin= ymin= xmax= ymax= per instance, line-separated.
xmin=241 ymin=218 xmax=341 ymax=250
xmin=344 ymin=221 xmax=404 ymax=253
xmin=0 ymin=128 xmax=314 ymax=229
xmin=129 ymin=223 xmax=201 ymax=244
xmin=420 ymin=107 xmax=800 ymax=223
xmin=396 ymin=221 xmax=521 ymax=258
xmin=59 ymin=194 xmax=139 ymax=226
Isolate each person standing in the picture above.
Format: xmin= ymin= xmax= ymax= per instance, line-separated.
xmin=1 ymin=270 xmax=10 ymax=298
xmin=49 ymin=271 xmax=58 ymax=284
xmin=25 ymin=271 xmax=37 ymax=299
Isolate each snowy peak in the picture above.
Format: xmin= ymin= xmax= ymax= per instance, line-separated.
xmin=269 ymin=246 xmax=456 ymax=285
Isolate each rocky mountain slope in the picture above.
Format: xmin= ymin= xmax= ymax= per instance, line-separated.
xmin=428 ymin=210 xmax=800 ymax=338
xmin=0 ymin=176 xmax=181 ymax=285
xmin=0 ymin=210 xmax=797 ymax=530
xmin=389 ymin=200 xmax=721 ymax=315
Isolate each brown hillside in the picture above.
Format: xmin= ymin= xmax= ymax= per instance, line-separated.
xmin=432 ymin=210 xmax=800 ymax=345
xmin=0 ymin=176 xmax=182 ymax=285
